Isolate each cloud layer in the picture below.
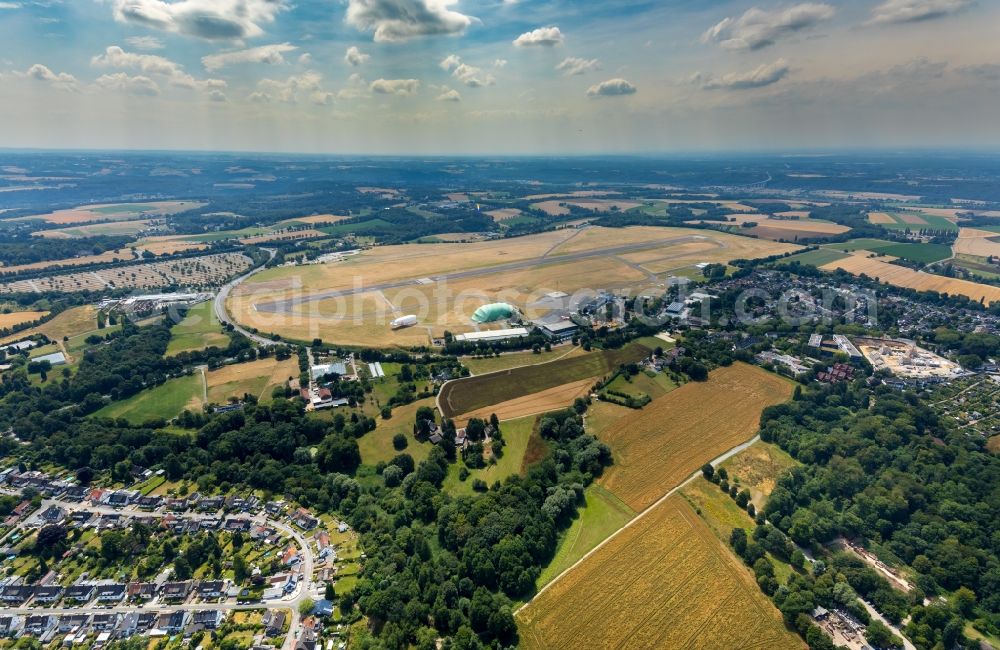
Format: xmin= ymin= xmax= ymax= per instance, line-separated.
xmin=702 ymin=3 xmax=835 ymax=50
xmin=370 ymin=78 xmax=420 ymax=95
xmin=556 ymin=57 xmax=600 ymax=76
xmin=866 ymin=0 xmax=971 ymax=26
xmin=697 ymin=59 xmax=790 ymax=90
xmin=202 ymin=43 xmax=297 ymax=71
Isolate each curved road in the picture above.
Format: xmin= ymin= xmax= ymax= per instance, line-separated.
xmin=213 ymin=248 xmax=279 ymax=347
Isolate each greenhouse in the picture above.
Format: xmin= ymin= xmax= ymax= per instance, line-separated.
xmin=471 ymin=302 xmax=515 ymax=323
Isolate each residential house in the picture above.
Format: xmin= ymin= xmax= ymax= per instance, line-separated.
xmin=56 ymin=614 xmax=89 ymax=633
xmin=197 ymin=580 xmax=225 ymax=600
xmin=0 ymin=585 xmax=34 ymax=604
xmin=156 ymin=611 xmax=187 ymax=634
xmin=94 ymin=583 xmax=126 ymax=602
xmin=190 ymin=610 xmax=224 ymax=630
xmin=136 ymin=495 xmax=162 ymax=510
xmin=91 ymin=613 xmax=119 ymax=631
xmin=38 ymin=505 xmax=66 ymax=525
xmin=0 ymin=615 xmax=23 ymax=637
xmin=292 ymin=507 xmax=318 ymax=530
xmin=198 ymin=496 xmax=224 ymax=511
xmin=160 ymin=581 xmax=192 ymax=602
xmin=136 ymin=612 xmax=157 ymax=631
xmin=33 ymin=585 xmax=62 ymax=604
xmin=127 ymin=582 xmax=157 ymax=601
xmin=116 ymin=612 xmax=140 ymax=638
xmin=282 ymin=546 xmax=301 ymax=566
xmin=263 ymin=610 xmax=286 ymax=637
xmin=64 ymin=584 xmax=96 ymax=603
xmin=225 ymin=518 xmax=252 ymax=532
xmin=23 ymin=614 xmax=54 ymax=636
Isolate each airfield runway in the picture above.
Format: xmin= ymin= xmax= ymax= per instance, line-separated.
xmin=253 ymin=234 xmax=719 ymax=314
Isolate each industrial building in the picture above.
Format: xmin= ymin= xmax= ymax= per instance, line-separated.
xmin=454 ymin=327 xmax=529 ymax=343
xmin=471 ymin=303 xmax=515 ymax=324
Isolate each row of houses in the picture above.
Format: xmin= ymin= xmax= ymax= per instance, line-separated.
xmin=0 ymin=607 xmax=242 ymax=644
xmin=0 ymin=579 xmax=229 ymax=607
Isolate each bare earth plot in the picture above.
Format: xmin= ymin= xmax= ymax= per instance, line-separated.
xmin=517 ymin=495 xmax=803 ymax=650
xmin=597 ymin=363 xmax=793 ymax=512
xmin=821 ymin=252 xmax=1000 ymax=304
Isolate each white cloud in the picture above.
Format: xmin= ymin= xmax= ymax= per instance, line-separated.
xmin=696 ymin=59 xmax=790 ymax=90
xmin=338 ymin=72 xmax=370 ymax=100
xmin=125 ymin=35 xmax=165 ymax=50
xmin=866 ymin=0 xmax=971 ymax=26
xmin=370 ymin=78 xmax=420 ymax=95
xmin=440 ymin=54 xmax=494 ymax=87
xmin=108 ymin=0 xmax=287 ymax=40
xmin=0 ymin=2 xmax=20 ymax=8
xmin=201 ymin=43 xmax=297 ymax=71
xmin=346 ymin=0 xmax=474 ymax=42
xmin=96 ymin=72 xmax=161 ymax=96
xmin=556 ymin=57 xmax=599 ymax=76
xmin=701 ymin=3 xmax=835 ymax=51
xmin=493 ymin=59 xmax=507 ymax=68
xmin=513 ymin=26 xmax=564 ymax=47
xmin=344 ymin=46 xmax=370 ymax=66
xmin=437 ymin=88 xmax=461 ymax=102
xmin=92 ymin=45 xmax=183 ymax=76
xmin=298 ymin=53 xmax=313 ymax=66
xmin=250 ymin=71 xmax=325 ymax=103
xmin=586 ymin=78 xmax=636 ymax=97
xmin=17 ymin=64 xmax=78 ymax=91
xmin=207 ymin=89 xmax=228 ymax=102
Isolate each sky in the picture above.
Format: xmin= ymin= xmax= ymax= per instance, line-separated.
xmin=0 ymin=0 xmax=998 ymax=154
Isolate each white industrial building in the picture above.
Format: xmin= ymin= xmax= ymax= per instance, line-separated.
xmin=454 ymin=328 xmax=529 ymax=343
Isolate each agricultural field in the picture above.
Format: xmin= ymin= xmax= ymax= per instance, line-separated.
xmin=0 ymin=304 xmax=99 ymax=345
xmin=953 ymin=228 xmax=1000 ymax=258
xmin=536 ymin=484 xmax=635 ymax=587
xmin=278 ymin=214 xmax=352 ymax=227
xmin=165 ymin=300 xmax=230 ymax=355
xmin=462 ymin=345 xmax=584 ymax=375
xmin=868 ymin=210 xmax=958 ymax=232
xmin=442 ymin=415 xmax=536 ymax=495
xmin=596 ymin=363 xmax=793 ymax=512
xmin=717 ymin=213 xmax=849 ymax=241
xmin=205 ymin=356 xmax=298 ymax=404
xmin=0 ymin=310 xmax=48 ymax=329
xmin=456 ymin=377 xmax=595 ymax=423
xmin=600 ymin=368 xmax=680 ymax=402
xmin=0 ymin=249 xmax=139 ymax=274
xmin=821 ymin=252 xmax=1000 ymax=304
xmin=530 ymin=199 xmax=641 ymax=216
xmin=782 ymin=248 xmax=850 ymax=267
xmin=92 ymin=371 xmax=204 ymax=424
xmin=229 ymin=226 xmax=799 ymax=347
xmin=33 ymin=219 xmax=158 ymax=239
xmin=485 ymin=208 xmax=522 ymax=221
xmin=0 ymin=252 xmax=254 ymax=294
xmin=517 ymin=495 xmax=803 ymax=650
xmin=13 ymin=201 xmax=204 ymax=225
xmin=821 ymin=239 xmax=952 ymax=264
xmin=439 ymin=343 xmax=650 ymax=419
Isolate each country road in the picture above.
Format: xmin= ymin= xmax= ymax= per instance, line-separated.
xmin=213 ymin=247 xmax=278 ymax=347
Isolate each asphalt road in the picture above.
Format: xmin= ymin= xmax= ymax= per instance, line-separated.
xmin=253 ymin=234 xmax=716 ymax=314
xmin=213 ymin=248 xmax=279 ymax=347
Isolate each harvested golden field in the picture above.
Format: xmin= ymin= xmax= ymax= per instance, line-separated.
xmin=531 ymin=199 xmax=640 ymax=216
xmin=137 ymin=239 xmax=209 ymax=255
xmin=868 ymin=212 xmax=895 ymax=224
xmin=206 ymin=357 xmax=299 ymax=404
xmin=597 ymin=363 xmax=793 ymax=512
xmin=485 ymin=208 xmax=522 ymax=221
xmin=517 ymin=495 xmax=803 ymax=650
xmin=17 ymin=201 xmax=203 ymax=225
xmin=724 ymin=214 xmax=847 ymax=234
xmin=774 ymin=210 xmax=811 ymax=218
xmin=897 ymin=212 xmax=927 ymax=225
xmin=240 ymin=229 xmax=326 ymax=244
xmin=456 ymin=377 xmax=595 ymax=423
xmin=953 ymin=228 xmax=1000 ymax=257
xmin=0 ymin=305 xmax=97 ymax=345
xmin=0 ymin=249 xmax=138 ymax=274
xmin=0 ymin=310 xmax=49 ymax=329
xmin=525 ymin=190 xmax=619 ymax=200
xmin=719 ymin=441 xmax=799 ymax=510
xmin=821 ymin=252 xmax=1000 ymax=304
xmin=33 ymin=219 xmax=156 ymax=239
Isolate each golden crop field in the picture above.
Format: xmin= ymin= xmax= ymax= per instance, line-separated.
xmin=0 ymin=249 xmax=139 ymax=274
xmin=206 ymin=357 xmax=299 ymax=404
xmin=953 ymin=228 xmax=1000 ymax=257
xmin=821 ymin=251 xmax=1000 ymax=304
xmin=240 ymin=228 xmax=326 ymax=244
xmin=485 ymin=208 xmax=522 ymax=221
xmin=16 ymin=201 xmax=204 ymax=225
xmin=0 ymin=310 xmax=49 ymax=329
xmin=867 ymin=212 xmax=896 ymax=224
xmin=531 ymin=199 xmax=641 ymax=216
xmin=721 ymin=213 xmax=848 ymax=236
xmin=0 ymin=305 xmax=97 ymax=345
xmin=231 ymin=226 xmax=800 ymax=347
xmin=279 ymin=214 xmax=352 ymax=226
xmin=597 ymin=363 xmax=793 ymax=512
xmin=897 ymin=212 xmax=927 ymax=225
xmin=517 ymin=495 xmax=803 ymax=650
xmin=456 ymin=377 xmax=595 ymax=423
xmin=524 ymin=190 xmax=620 ymax=200
xmin=137 ymin=239 xmax=209 ymax=255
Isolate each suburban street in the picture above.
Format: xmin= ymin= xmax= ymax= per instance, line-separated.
xmin=2 ymin=493 xmax=321 ymax=650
